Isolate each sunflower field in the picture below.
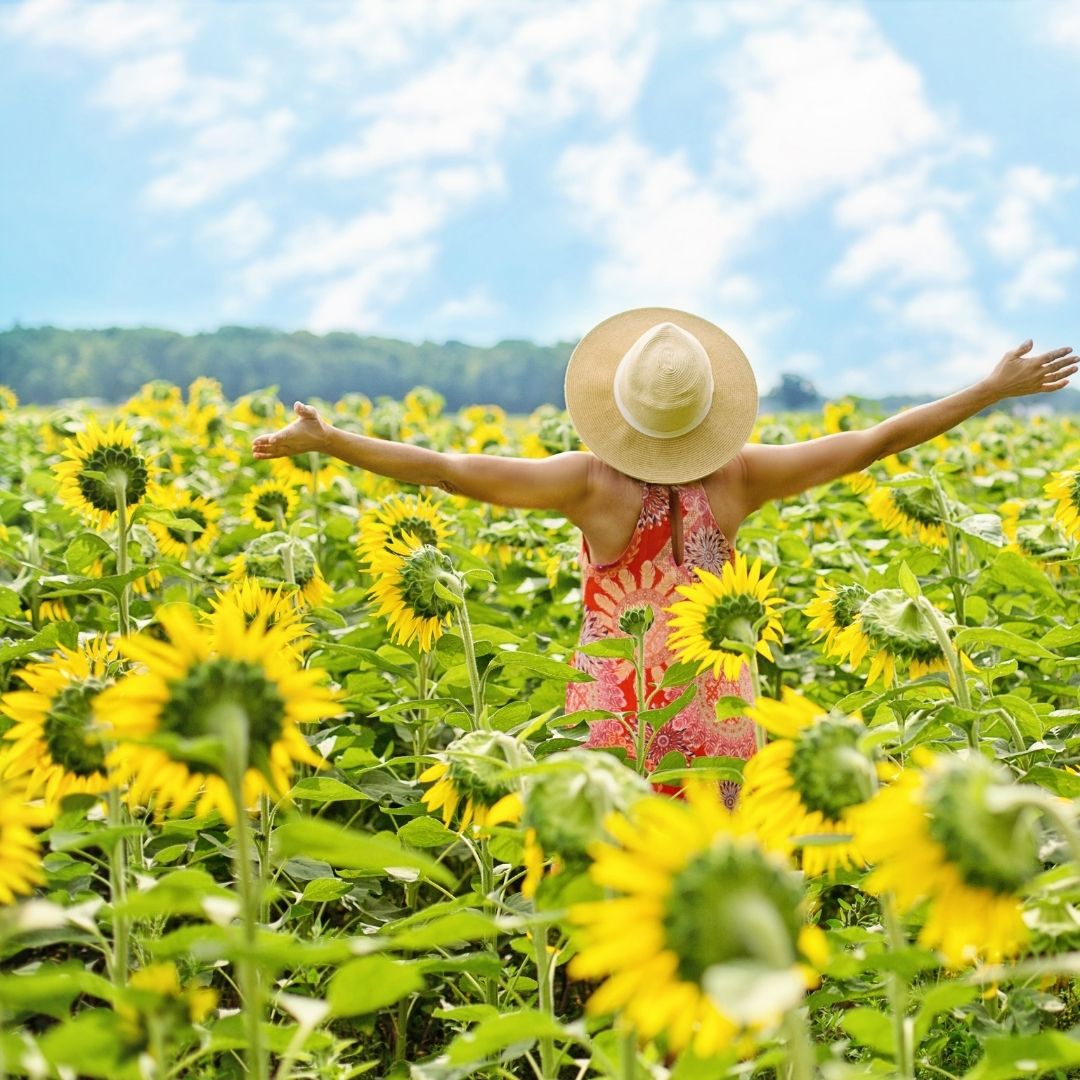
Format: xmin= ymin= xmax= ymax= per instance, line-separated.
xmin=2 ymin=378 xmax=1080 ymax=1080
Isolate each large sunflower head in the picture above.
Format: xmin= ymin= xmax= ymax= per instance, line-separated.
xmin=665 ymin=553 xmax=784 ymax=682
xmin=233 ymin=532 xmax=332 ymax=610
xmin=241 ymin=478 xmax=299 ymax=533
xmin=419 ymin=729 xmax=533 ymax=833
xmin=849 ymin=749 xmax=1041 ymax=967
xmin=1045 ymin=470 xmax=1080 ymax=542
xmin=0 ymin=636 xmax=118 ymax=806
xmin=366 ymin=534 xmax=459 ymax=652
xmin=804 ymin=578 xmax=868 ymax=657
xmin=0 ymin=772 xmax=49 ymax=905
xmin=741 ymin=688 xmax=879 ymax=877
xmin=843 ymin=589 xmax=954 ymax=687
xmin=95 ymin=604 xmax=341 ymax=822
xmin=55 ymin=419 xmax=154 ymax=531
xmin=567 ymin=781 xmax=825 ymax=1058
xmin=356 ymin=494 xmax=452 ymax=566
xmin=145 ymin=484 xmax=222 ymax=560
xmin=867 ymin=478 xmax=948 ymax=548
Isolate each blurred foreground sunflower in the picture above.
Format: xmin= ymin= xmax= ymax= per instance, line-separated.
xmin=0 ymin=773 xmax=49 ymax=904
xmin=568 ymin=781 xmax=826 ymax=1058
xmin=0 ymin=636 xmax=118 ymax=805
xmin=97 ymin=604 xmax=340 ymax=822
xmin=666 ymin=553 xmax=784 ymax=682
xmin=55 ymin=418 xmax=154 ymax=531
xmin=741 ymin=689 xmax=880 ymax=877
xmin=849 ymin=748 xmax=1040 ymax=966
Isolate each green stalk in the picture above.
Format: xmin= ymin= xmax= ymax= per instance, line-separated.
xmin=881 ymin=893 xmax=913 ymax=1080
xmin=448 ymin=579 xmax=485 ymax=730
xmin=413 ymin=651 xmax=431 ymax=779
xmin=308 ymin=451 xmax=324 ymax=575
xmin=219 ymin=702 xmax=268 ymax=1080
xmin=274 ymin=507 xmax=296 ymax=586
xmin=633 ymin=631 xmax=647 ymax=775
xmin=533 ymin=921 xmax=558 ymax=1079
xmin=621 ymin=1027 xmax=637 ymax=1080
xmin=478 ymin=847 xmax=499 ymax=1007
xmin=931 ymin=475 xmax=966 ymax=624
xmin=112 ymin=474 xmax=131 ymax=638
xmin=749 ymin=651 xmax=766 ymax=752
xmin=783 ymin=1006 xmax=815 ymax=1080
xmin=107 ymin=785 xmax=130 ymax=989
xmin=916 ymin=597 xmax=971 ymax=712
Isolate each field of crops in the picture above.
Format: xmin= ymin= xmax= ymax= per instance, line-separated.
xmin=1 ymin=378 xmax=1079 ymax=1080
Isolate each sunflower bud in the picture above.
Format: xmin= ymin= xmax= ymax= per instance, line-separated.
xmin=523 ymin=749 xmax=649 ymax=861
xmin=444 ymin=729 xmax=532 ymax=808
xmin=788 ymin=717 xmax=878 ymax=821
xmin=618 ymin=604 xmax=654 ymax=639
xmin=243 ymin=531 xmax=319 ymax=590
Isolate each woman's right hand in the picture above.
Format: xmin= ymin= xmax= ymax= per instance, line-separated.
xmin=252 ymin=401 xmax=331 ymax=459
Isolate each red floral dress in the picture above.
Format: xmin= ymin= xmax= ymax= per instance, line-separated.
xmin=566 ymin=481 xmax=756 ymax=807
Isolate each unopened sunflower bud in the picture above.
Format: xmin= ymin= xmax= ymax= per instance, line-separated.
xmin=619 ymin=604 xmax=655 ymax=638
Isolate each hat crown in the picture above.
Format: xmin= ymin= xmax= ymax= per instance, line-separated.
xmin=612 ymin=322 xmax=715 ymax=440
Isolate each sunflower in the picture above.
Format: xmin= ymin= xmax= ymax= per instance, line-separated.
xmin=1045 ymin=470 xmax=1080 ymax=542
xmin=119 ymin=962 xmax=217 ymax=1051
xmin=841 ymin=589 xmax=958 ymax=688
xmin=0 ymin=385 xmax=16 ymax=419
xmin=145 ymin=484 xmax=221 ymax=560
xmin=209 ymin=578 xmax=312 ymax=659
xmin=0 ymin=636 xmax=118 ymax=805
xmin=665 ymin=553 xmax=784 ymax=682
xmin=849 ymin=749 xmax=1040 ymax=967
xmin=1000 ymin=498 xmax=1068 ymax=576
xmin=823 ymin=398 xmax=857 ymax=434
xmin=270 ymin=454 xmax=344 ymax=494
xmin=567 ymin=780 xmax=826 ymax=1057
xmin=55 ymin=418 xmax=154 ymax=531
xmin=241 ymin=478 xmax=299 ymax=533
xmin=96 ymin=604 xmax=340 ymax=822
xmin=356 ymin=493 xmax=452 ymax=566
xmin=0 ymin=773 xmax=48 ymax=905
xmin=867 ymin=479 xmax=948 ymax=548
xmin=231 ymin=532 xmax=332 ymax=609
xmin=366 ymin=534 xmax=458 ymax=652
xmin=804 ymin=578 xmax=869 ymax=658
xmin=741 ymin=689 xmax=881 ymax=877
xmin=419 ymin=729 xmax=532 ymax=833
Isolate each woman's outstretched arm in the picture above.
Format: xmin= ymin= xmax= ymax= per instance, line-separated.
xmin=251 ymin=401 xmax=592 ymax=513
xmin=735 ymin=339 xmax=1076 ymax=512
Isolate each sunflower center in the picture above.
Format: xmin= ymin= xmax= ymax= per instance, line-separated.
xmin=663 ymin=843 xmax=803 ymax=983
xmin=1069 ymin=474 xmax=1080 ymax=511
xmin=856 ymin=590 xmax=944 ymax=663
xmin=701 ymin=594 xmax=764 ymax=650
xmin=44 ymin=680 xmax=109 ymax=777
xmin=389 ymin=517 xmax=440 ymax=548
xmin=166 ymin=507 xmax=208 ymax=544
xmin=924 ymin=756 xmax=1041 ymax=894
xmin=254 ymin=490 xmax=289 ymax=523
xmin=159 ymin=658 xmax=285 ymax=772
xmin=78 ymin=445 xmax=149 ymax=512
xmin=788 ymin=718 xmax=876 ymax=821
xmin=399 ymin=546 xmax=459 ymax=620
xmin=830 ymin=584 xmax=868 ymax=630
xmin=890 ymin=487 xmax=943 ymax=527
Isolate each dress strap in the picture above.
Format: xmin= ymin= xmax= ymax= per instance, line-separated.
xmin=667 ymin=485 xmax=684 ymax=566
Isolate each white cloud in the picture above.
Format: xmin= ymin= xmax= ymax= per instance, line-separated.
xmin=1 ymin=0 xmax=194 ymax=55
xmin=144 ymin=110 xmax=295 ymax=210
xmin=984 ymin=165 xmax=1078 ymax=309
xmin=1038 ymin=0 xmax=1080 ymax=51
xmin=199 ymin=201 xmax=274 ymax=261
xmin=433 ymin=287 xmax=500 ymax=324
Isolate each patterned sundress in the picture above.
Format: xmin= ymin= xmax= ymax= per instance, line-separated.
xmin=565 ymin=481 xmax=757 ymax=807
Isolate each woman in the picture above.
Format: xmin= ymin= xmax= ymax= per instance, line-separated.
xmin=252 ymin=307 xmax=1075 ymax=791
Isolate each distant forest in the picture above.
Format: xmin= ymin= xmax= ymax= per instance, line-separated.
xmin=1 ymin=325 xmax=1077 ymax=414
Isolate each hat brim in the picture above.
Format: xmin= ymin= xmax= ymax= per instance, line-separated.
xmin=564 ymin=307 xmax=758 ymax=484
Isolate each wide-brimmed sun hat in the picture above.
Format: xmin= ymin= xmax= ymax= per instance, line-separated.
xmin=564 ymin=306 xmax=758 ymax=484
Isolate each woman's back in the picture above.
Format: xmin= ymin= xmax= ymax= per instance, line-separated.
xmin=567 ymin=479 xmax=756 ymax=807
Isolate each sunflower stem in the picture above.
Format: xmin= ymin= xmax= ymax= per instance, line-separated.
xmin=916 ymin=597 xmax=971 ymax=712
xmin=107 ymin=785 xmax=130 ymax=990
xmin=274 ymin=507 xmax=296 ymax=586
xmin=219 ymin=703 xmax=268 ymax=1080
xmin=113 ymin=475 xmax=131 ymax=639
xmin=633 ymin=631 xmax=647 ymax=776
xmin=309 ymin=451 xmax=324 ymax=575
xmin=749 ymin=651 xmax=766 ymax=752
xmin=620 ymin=1025 xmax=637 ymax=1080
xmin=931 ymin=474 xmax=966 ymax=625
xmin=478 ymin=846 xmax=499 ymax=1007
xmin=452 ymin=583 xmax=486 ymax=730
xmin=782 ymin=1005 xmax=816 ymax=1080
xmin=881 ymin=893 xmax=913 ymax=1080
xmin=533 ymin=920 xmax=559 ymax=1079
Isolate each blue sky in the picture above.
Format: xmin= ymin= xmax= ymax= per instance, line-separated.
xmin=1 ymin=0 xmax=1077 ymax=395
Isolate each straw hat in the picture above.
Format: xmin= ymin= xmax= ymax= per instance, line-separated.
xmin=564 ymin=307 xmax=758 ymax=484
